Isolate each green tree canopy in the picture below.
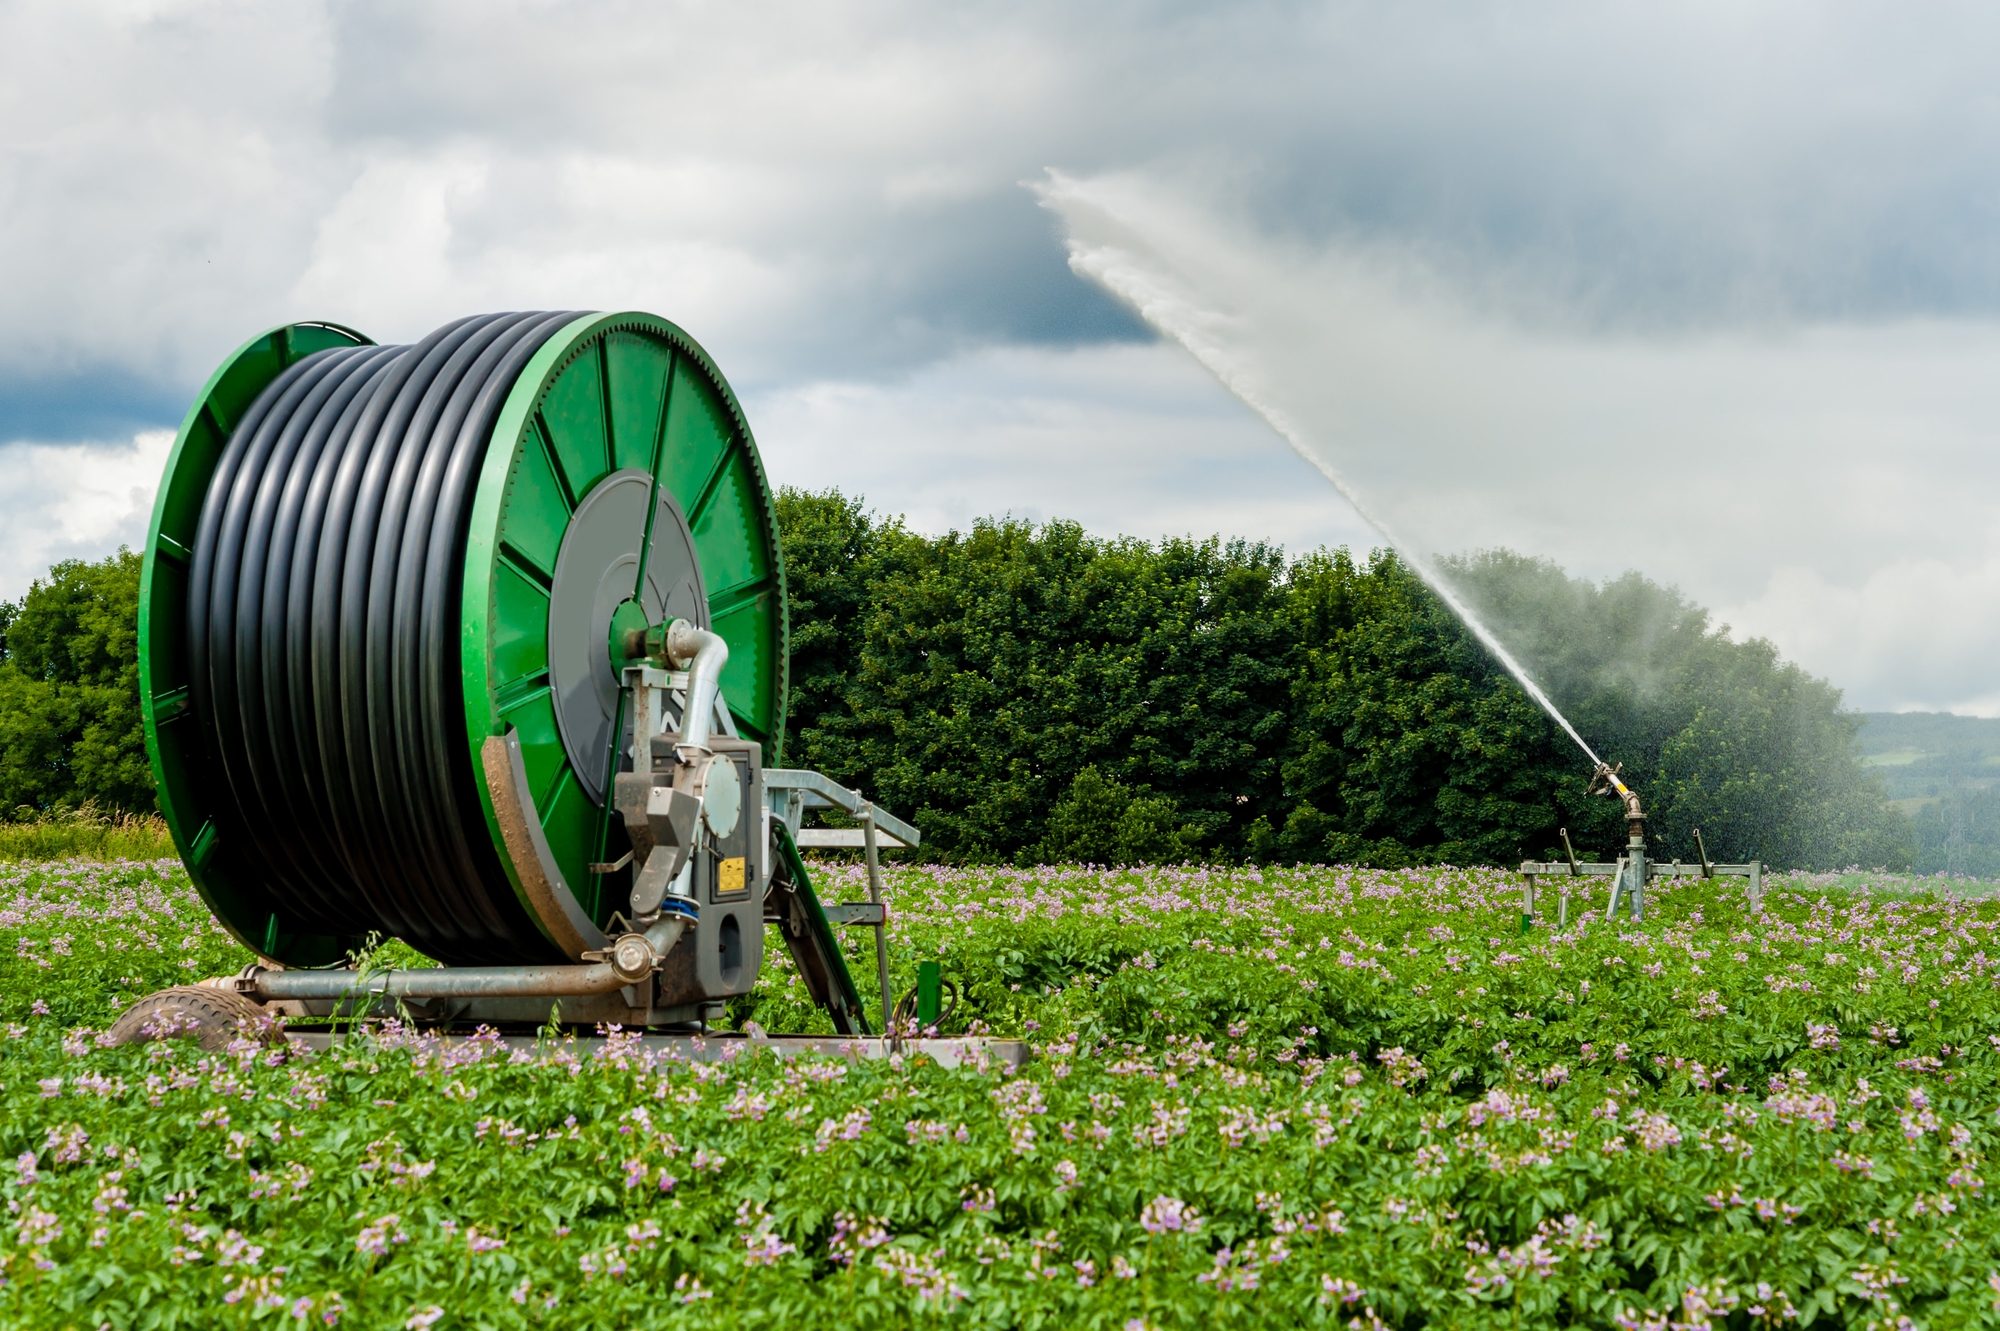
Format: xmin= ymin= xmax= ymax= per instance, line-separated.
xmin=1442 ymin=550 xmax=1908 ymax=869
xmin=0 ymin=503 xmax=1908 ymax=871
xmin=778 ymin=490 xmax=1906 ymax=870
xmin=0 ymin=548 xmax=153 ymax=817
xmin=782 ymin=500 xmax=1294 ymax=861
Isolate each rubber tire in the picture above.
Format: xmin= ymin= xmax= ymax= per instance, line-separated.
xmin=105 ymin=986 xmax=282 ymax=1051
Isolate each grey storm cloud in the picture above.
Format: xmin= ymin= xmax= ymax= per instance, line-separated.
xmin=12 ymin=1 xmax=2000 ymax=393
xmin=5 ymin=1 xmax=2000 ymax=711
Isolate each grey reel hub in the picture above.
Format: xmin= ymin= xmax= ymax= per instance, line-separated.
xmin=548 ymin=469 xmax=707 ymax=804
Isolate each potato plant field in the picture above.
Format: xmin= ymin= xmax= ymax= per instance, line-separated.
xmin=3 ymin=858 xmax=1999 ymax=1329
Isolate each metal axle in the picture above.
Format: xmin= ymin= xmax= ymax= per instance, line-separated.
xmin=246 ymin=917 xmax=690 ymax=1002
xmin=250 ymin=963 xmax=632 ymax=1001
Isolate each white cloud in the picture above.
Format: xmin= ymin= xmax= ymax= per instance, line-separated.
xmin=1038 ymin=168 xmax=2000 ymax=713
xmin=0 ymin=431 xmax=173 ymax=599
xmin=21 ymin=1 xmax=2000 ymax=389
xmin=1723 ymin=560 xmax=2000 ymax=718
xmin=748 ymin=342 xmax=1369 ymax=553
xmin=10 ymin=2 xmax=2000 ymax=710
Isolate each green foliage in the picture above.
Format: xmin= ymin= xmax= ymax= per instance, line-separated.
xmin=1444 ymin=551 xmax=1910 ymax=869
xmin=1907 ymin=786 xmax=2000 ymax=878
xmin=1855 ymin=710 xmax=2000 ymax=795
xmin=0 ymin=807 xmax=174 ymax=862
xmin=1039 ymin=766 xmax=1206 ymax=865
xmin=1854 ymin=712 xmax=2000 ymax=875
xmin=5 ymin=859 xmax=2000 ymax=1327
xmin=783 ymin=492 xmax=1292 ymax=863
xmin=1280 ymin=549 xmax=1589 ymax=869
xmin=777 ymin=492 xmax=1901 ymax=870
xmin=0 ymin=505 xmax=1910 ymax=869
xmin=773 ymin=488 xmax=910 ymax=769
xmin=0 ymin=861 xmax=247 ymax=1026
xmin=0 ymin=549 xmax=153 ymax=817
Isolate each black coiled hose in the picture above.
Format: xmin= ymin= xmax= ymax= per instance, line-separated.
xmin=187 ymin=311 xmax=585 ymax=965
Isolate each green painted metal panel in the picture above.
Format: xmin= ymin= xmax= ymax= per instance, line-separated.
xmin=538 ymin=767 xmax=600 ymax=921
xmin=498 ymin=430 xmax=573 ymax=576
xmin=917 ymin=961 xmax=942 ymax=1027
xmin=657 ymin=367 xmax=732 ymax=512
xmin=154 ymin=311 xmax=787 ymax=965
xmin=493 ymin=673 xmax=549 ymax=717
xmin=711 ymin=585 xmax=777 ymax=739
xmin=502 ymin=693 xmax=567 ymax=813
xmin=145 ymin=560 xmax=191 ymax=712
xmin=540 ymin=349 xmax=612 ymax=503
xmin=203 ymin=342 xmax=282 ymax=435
xmin=462 ymin=311 xmax=789 ymax=938
xmin=692 ymin=450 xmax=769 ymax=595
xmin=156 ymin=411 xmax=224 ymax=553
xmin=490 ymin=561 xmax=552 ymax=687
xmin=461 ymin=316 xmax=601 ymax=944
xmin=773 ymin=823 xmax=868 ymax=1033
xmin=605 ymin=332 xmax=672 ymax=475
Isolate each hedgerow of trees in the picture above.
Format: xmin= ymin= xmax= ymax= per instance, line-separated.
xmin=777 ymin=490 xmax=1907 ymax=870
xmin=0 ymin=549 xmax=152 ymax=818
xmin=0 ymin=495 xmax=1908 ymax=870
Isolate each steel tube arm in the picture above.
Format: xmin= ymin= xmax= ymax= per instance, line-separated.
xmin=250 ymin=963 xmax=632 ymax=1001
xmin=762 ymin=769 xmax=921 ymax=847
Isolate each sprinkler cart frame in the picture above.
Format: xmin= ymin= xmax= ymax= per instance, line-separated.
xmin=1517 ymin=767 xmax=1762 ymax=929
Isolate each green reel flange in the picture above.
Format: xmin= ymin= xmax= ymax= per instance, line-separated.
xmin=139 ymin=313 xmax=789 ymax=967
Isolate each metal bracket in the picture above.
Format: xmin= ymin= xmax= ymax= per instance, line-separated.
xmin=763 ymin=769 xmax=921 ymax=847
xmin=822 ymin=902 xmax=886 ymax=926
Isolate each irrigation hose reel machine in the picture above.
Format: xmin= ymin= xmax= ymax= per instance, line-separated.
xmin=121 ymin=311 xmax=958 ymax=1051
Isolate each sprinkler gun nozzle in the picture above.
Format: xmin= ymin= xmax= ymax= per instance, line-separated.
xmin=1587 ymin=762 xmax=1629 ymax=799
xmin=1588 ymin=762 xmax=1647 ymax=840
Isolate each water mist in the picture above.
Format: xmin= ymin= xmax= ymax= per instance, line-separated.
xmin=1035 ymin=172 xmax=1609 ymax=771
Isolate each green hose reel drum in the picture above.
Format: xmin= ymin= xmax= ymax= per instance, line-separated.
xmin=138 ymin=313 xmax=788 ymax=969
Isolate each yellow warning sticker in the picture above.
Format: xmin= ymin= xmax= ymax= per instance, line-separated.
xmin=719 ymin=856 xmax=746 ymax=895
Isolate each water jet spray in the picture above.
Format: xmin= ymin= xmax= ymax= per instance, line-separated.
xmin=1047 ymin=190 xmax=1763 ymax=922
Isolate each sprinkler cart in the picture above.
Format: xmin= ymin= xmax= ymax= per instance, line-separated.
xmin=1516 ymin=763 xmax=1763 ymax=930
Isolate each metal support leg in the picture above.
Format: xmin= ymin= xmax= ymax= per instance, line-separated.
xmin=1520 ymin=873 xmax=1534 ymax=934
xmin=862 ymin=802 xmax=894 ymax=1042
xmin=1749 ymin=861 xmax=1762 ymax=914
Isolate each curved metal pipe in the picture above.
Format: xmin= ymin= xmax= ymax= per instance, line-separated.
xmin=664 ymin=619 xmax=729 ymax=756
xmin=250 ymin=962 xmax=632 ymax=1001
xmin=250 ymin=916 xmax=691 ymax=1001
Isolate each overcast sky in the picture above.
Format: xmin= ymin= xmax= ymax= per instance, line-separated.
xmin=5 ymin=1 xmax=2000 ymax=714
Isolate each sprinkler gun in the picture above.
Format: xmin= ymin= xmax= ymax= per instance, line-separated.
xmin=1586 ymin=762 xmax=1646 ymax=842
xmin=1586 ymin=762 xmax=1651 ymax=921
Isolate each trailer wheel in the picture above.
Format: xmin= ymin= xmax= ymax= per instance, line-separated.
xmin=105 ymin=986 xmax=282 ymax=1051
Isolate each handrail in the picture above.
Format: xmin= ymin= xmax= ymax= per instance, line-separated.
xmin=763 ymin=769 xmax=922 ymax=847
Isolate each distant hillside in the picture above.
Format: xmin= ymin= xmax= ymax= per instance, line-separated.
xmin=1858 ymin=711 xmax=2000 ymax=875
xmin=1856 ymin=711 xmax=2000 ymax=802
